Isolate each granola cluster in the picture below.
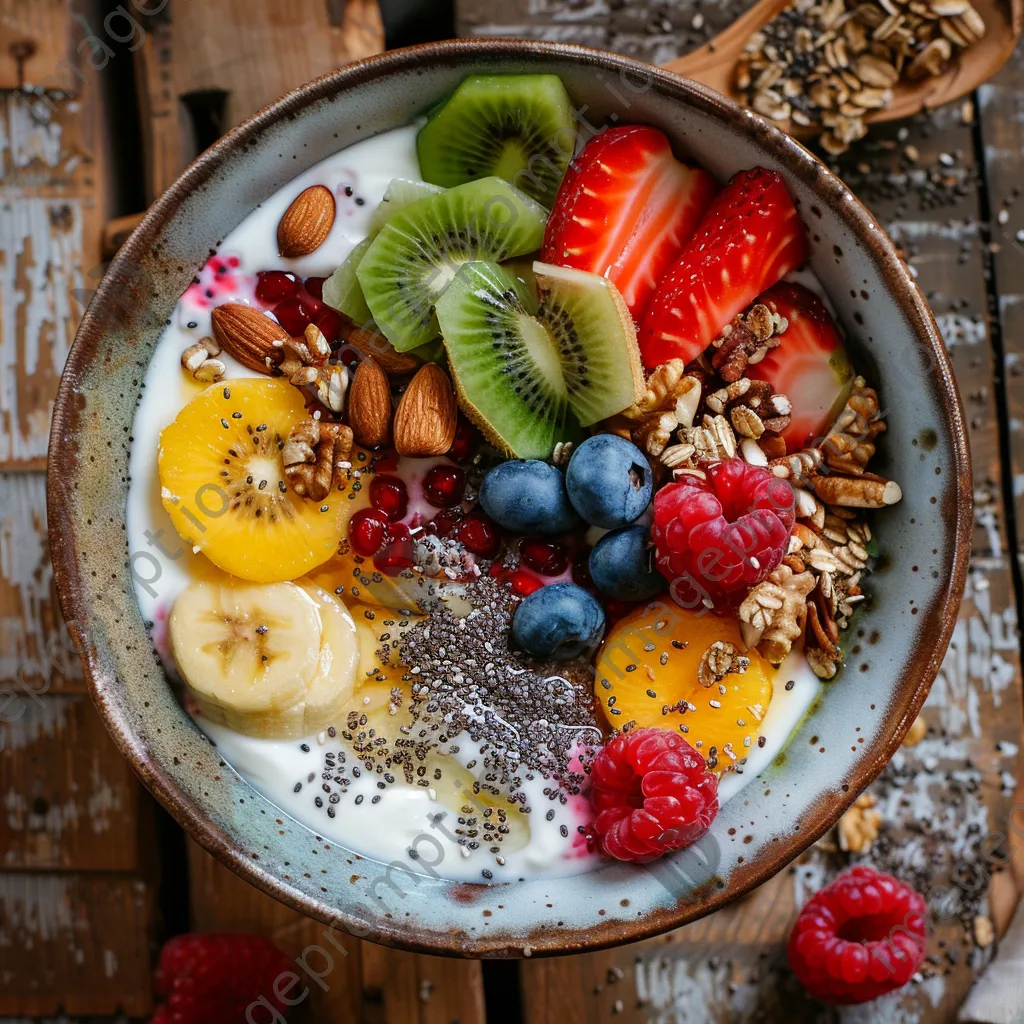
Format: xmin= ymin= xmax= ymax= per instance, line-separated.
xmin=610 ymin=301 xmax=900 ymax=679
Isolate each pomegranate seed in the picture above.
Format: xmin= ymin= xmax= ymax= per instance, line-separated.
xmin=304 ymin=276 xmax=326 ymax=300
xmin=423 ymin=466 xmax=466 ymax=508
xmin=369 ymin=475 xmax=408 ymax=521
xmin=604 ymin=597 xmax=638 ymax=622
xmin=374 ymin=522 xmax=415 ymax=576
xmin=426 ymin=508 xmax=463 ymax=538
xmin=457 ymin=514 xmax=501 ymax=558
xmin=313 ymin=307 xmax=344 ymax=345
xmin=348 ymin=507 xmax=390 ymax=557
xmin=255 ymin=270 xmax=299 ymax=305
xmin=274 ymin=292 xmax=323 ymax=335
xmin=447 ymin=416 xmax=479 ymax=462
xmin=520 ymin=539 xmax=568 ymax=576
xmin=571 ymin=549 xmax=594 ymax=590
xmin=510 ymin=568 xmax=544 ymax=597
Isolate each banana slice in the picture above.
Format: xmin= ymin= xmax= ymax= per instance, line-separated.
xmin=170 ymin=577 xmax=360 ymax=739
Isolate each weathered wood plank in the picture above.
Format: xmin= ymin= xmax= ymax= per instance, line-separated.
xmin=977 ymin=38 xmax=1024 ymax=580
xmin=0 ymin=0 xmax=74 ymax=91
xmin=0 ymin=873 xmax=155 ymax=1016
xmin=0 ymin=694 xmax=142 ymax=870
xmin=0 ymin=3 xmax=158 ymax=1016
xmin=0 ymin=473 xmax=84 ymax=695
xmin=455 ymin=0 xmax=749 ymax=64
xmin=0 ymin=0 xmax=110 ymax=469
xmin=361 ymin=942 xmax=488 ymax=1024
xmin=132 ymin=0 xmax=385 ymax=203
xmin=188 ymin=841 xmax=488 ymax=1023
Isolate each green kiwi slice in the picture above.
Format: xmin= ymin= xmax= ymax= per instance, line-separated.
xmin=532 ymin=261 xmax=645 ymax=426
xmin=322 ymin=178 xmax=443 ymax=327
xmin=355 ymin=176 xmax=548 ymax=353
xmin=436 ymin=260 xmax=581 ymax=459
xmin=417 ymin=75 xmax=576 ymax=207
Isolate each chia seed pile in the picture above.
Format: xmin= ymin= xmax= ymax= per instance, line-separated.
xmin=293 ymin=574 xmax=605 ymax=852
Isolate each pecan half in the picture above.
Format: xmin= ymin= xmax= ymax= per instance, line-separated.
xmin=822 ymin=376 xmax=886 ymax=475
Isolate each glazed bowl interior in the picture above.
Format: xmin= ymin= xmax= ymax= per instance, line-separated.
xmin=48 ymin=39 xmax=970 ymax=957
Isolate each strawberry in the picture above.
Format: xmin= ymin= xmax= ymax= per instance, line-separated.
xmin=152 ymin=933 xmax=293 ymax=1023
xmin=640 ymin=167 xmax=808 ymax=368
xmin=541 ymin=125 xmax=718 ymax=324
xmin=748 ymin=282 xmax=854 ymax=450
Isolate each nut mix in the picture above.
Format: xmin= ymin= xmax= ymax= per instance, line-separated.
xmin=737 ymin=0 xmax=989 ymax=154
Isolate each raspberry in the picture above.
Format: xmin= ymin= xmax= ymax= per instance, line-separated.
xmin=651 ymin=458 xmax=794 ymax=608
xmin=589 ymin=727 xmax=718 ymax=863
xmin=153 ymin=933 xmax=292 ymax=1024
xmin=788 ymin=865 xmax=927 ymax=1004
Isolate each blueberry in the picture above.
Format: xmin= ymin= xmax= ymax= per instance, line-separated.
xmin=589 ymin=526 xmax=666 ymax=601
xmin=478 ymin=460 xmax=580 ymax=536
xmin=512 ymin=582 xmax=605 ymax=660
xmin=565 ymin=435 xmax=653 ymax=529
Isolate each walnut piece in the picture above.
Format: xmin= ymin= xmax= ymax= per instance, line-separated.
xmin=838 ymin=793 xmax=883 ymax=853
xmin=739 ymin=564 xmax=816 ymax=665
xmin=616 ymin=368 xmax=702 ymax=458
xmin=282 ymin=418 xmax=354 ymax=501
xmin=278 ymin=324 xmax=349 ymax=415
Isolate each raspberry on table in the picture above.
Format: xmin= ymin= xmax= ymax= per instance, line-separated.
xmin=651 ymin=458 xmax=795 ymax=608
xmin=589 ymin=727 xmax=719 ymax=863
xmin=153 ymin=932 xmax=293 ymax=1023
xmin=788 ymin=865 xmax=927 ymax=1004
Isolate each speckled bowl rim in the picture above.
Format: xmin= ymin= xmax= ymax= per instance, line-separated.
xmin=48 ymin=38 xmax=972 ymax=957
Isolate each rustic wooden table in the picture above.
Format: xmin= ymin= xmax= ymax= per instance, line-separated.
xmin=1 ymin=1 xmax=1023 ymax=1020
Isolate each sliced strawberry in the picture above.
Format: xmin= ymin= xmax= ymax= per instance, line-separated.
xmin=640 ymin=167 xmax=809 ymax=368
xmin=748 ymin=282 xmax=854 ymax=450
xmin=541 ymin=125 xmax=718 ymax=324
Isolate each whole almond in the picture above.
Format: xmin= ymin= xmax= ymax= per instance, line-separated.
xmin=211 ymin=303 xmax=289 ymax=374
xmin=278 ymin=185 xmax=335 ymax=258
xmin=343 ymin=318 xmax=422 ymax=378
xmin=347 ymin=356 xmax=392 ymax=448
xmin=393 ymin=364 xmax=457 ymax=457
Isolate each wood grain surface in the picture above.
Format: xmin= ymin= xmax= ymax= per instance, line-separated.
xmin=132 ymin=0 xmax=385 ymax=202
xmin=1 ymin=0 xmax=1022 ymax=1018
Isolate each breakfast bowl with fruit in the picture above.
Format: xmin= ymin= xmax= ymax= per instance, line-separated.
xmin=49 ymin=39 xmax=970 ymax=957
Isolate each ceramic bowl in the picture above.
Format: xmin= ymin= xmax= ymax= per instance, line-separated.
xmin=48 ymin=38 xmax=971 ymax=957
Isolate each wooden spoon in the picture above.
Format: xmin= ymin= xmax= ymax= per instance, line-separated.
xmin=661 ymin=0 xmax=1022 ymax=133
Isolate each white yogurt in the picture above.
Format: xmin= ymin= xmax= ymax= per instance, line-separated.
xmin=125 ymin=124 xmax=825 ymax=882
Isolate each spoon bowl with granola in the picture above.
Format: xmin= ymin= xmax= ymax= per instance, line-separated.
xmin=48 ymin=39 xmax=970 ymax=956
